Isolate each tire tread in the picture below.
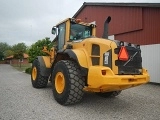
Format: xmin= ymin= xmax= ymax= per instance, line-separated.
xmin=31 ymin=59 xmax=48 ymax=88
xmin=52 ymin=60 xmax=85 ymax=105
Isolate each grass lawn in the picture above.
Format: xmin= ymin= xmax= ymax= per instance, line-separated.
xmin=11 ymin=63 xmax=32 ymax=72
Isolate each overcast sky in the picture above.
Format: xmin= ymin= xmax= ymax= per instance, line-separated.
xmin=0 ymin=0 xmax=159 ymax=46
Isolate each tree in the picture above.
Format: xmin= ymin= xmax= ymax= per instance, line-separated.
xmin=0 ymin=51 xmax=4 ymax=60
xmin=3 ymin=50 xmax=14 ymax=58
xmin=0 ymin=42 xmax=11 ymax=52
xmin=12 ymin=42 xmax=27 ymax=53
xmin=11 ymin=42 xmax=27 ymax=67
xmin=14 ymin=51 xmax=23 ymax=68
xmin=0 ymin=42 xmax=11 ymax=60
xmin=28 ymin=37 xmax=53 ymax=63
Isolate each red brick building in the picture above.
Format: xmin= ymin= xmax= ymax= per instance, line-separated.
xmin=5 ymin=53 xmax=29 ymax=65
xmin=73 ymin=3 xmax=160 ymax=45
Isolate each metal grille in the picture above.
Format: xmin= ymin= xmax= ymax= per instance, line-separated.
xmin=91 ymin=57 xmax=99 ymax=65
xmin=91 ymin=44 xmax=100 ymax=65
xmin=92 ymin=44 xmax=100 ymax=56
xmin=114 ymin=46 xmax=142 ymax=75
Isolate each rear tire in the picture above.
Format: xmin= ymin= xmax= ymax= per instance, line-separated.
xmin=96 ymin=91 xmax=122 ymax=98
xmin=52 ymin=60 xmax=85 ymax=105
xmin=31 ymin=59 xmax=48 ymax=88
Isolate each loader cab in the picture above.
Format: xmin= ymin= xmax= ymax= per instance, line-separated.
xmin=51 ymin=18 xmax=96 ymax=50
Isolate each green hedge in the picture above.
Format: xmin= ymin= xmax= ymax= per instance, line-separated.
xmin=25 ymin=67 xmax=32 ymax=74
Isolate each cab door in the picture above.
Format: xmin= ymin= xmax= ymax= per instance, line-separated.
xmin=57 ymin=23 xmax=66 ymax=50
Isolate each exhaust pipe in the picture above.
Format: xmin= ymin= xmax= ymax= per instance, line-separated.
xmin=102 ymin=16 xmax=111 ymax=39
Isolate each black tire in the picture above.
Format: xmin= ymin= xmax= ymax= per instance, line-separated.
xmin=96 ymin=91 xmax=122 ymax=98
xmin=31 ymin=59 xmax=48 ymax=88
xmin=52 ymin=60 xmax=85 ymax=105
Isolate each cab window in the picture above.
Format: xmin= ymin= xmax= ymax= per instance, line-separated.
xmin=70 ymin=23 xmax=92 ymax=41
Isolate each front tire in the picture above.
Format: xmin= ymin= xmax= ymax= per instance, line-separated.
xmin=31 ymin=59 xmax=48 ymax=88
xmin=52 ymin=60 xmax=85 ymax=105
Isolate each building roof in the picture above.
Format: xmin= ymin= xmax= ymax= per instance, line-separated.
xmin=5 ymin=53 xmax=29 ymax=60
xmin=6 ymin=55 xmax=14 ymax=59
xmin=73 ymin=2 xmax=160 ymax=17
xmin=23 ymin=53 xmax=29 ymax=58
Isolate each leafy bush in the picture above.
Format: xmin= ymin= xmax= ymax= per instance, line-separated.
xmin=28 ymin=37 xmax=53 ymax=63
xmin=25 ymin=67 xmax=32 ymax=74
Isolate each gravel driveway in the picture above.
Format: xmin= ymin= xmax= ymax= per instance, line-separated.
xmin=0 ymin=64 xmax=160 ymax=120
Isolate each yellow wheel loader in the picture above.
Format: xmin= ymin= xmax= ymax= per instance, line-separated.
xmin=31 ymin=16 xmax=149 ymax=105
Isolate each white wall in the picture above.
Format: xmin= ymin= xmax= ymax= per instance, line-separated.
xmin=108 ymin=35 xmax=114 ymax=40
xmin=141 ymin=44 xmax=160 ymax=83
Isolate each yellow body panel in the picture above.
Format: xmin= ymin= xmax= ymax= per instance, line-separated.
xmin=65 ymin=20 xmax=70 ymax=43
xmin=92 ymin=27 xmax=96 ymax=37
xmin=42 ymin=56 xmax=51 ymax=68
xmin=72 ymin=49 xmax=89 ymax=68
xmin=71 ymin=38 xmax=115 ymax=66
xmin=110 ymin=42 xmax=118 ymax=74
xmin=84 ymin=66 xmax=149 ymax=92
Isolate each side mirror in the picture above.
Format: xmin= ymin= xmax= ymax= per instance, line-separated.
xmin=51 ymin=27 xmax=57 ymax=35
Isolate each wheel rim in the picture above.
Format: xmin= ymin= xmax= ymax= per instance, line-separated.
xmin=55 ymin=72 xmax=65 ymax=94
xmin=32 ymin=67 xmax=37 ymax=81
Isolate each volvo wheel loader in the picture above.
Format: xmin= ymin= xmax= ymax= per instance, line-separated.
xmin=31 ymin=16 xmax=149 ymax=105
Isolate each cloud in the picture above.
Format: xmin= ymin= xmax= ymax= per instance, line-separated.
xmin=0 ymin=0 xmax=83 ymax=46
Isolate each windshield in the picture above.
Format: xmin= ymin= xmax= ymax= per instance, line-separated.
xmin=70 ymin=22 xmax=92 ymax=41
